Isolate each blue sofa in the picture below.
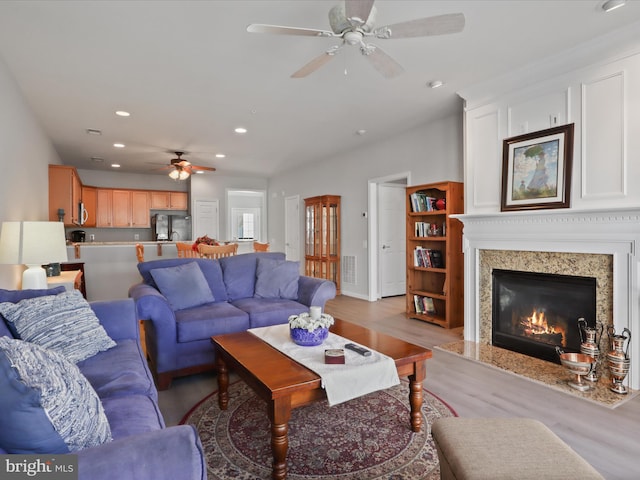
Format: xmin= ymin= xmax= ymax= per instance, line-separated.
xmin=0 ymin=288 xmax=206 ymax=480
xmin=129 ymin=252 xmax=337 ymax=390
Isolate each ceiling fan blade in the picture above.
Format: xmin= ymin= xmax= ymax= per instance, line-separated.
xmin=345 ymin=0 xmax=375 ymax=25
xmin=361 ymin=44 xmax=404 ymax=78
xmin=291 ymin=48 xmax=340 ymax=78
xmin=247 ymin=24 xmax=334 ymax=37
xmin=191 ymin=165 xmax=216 ymax=172
xmin=373 ymin=13 xmax=465 ymax=39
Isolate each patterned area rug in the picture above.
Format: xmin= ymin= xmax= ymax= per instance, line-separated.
xmin=181 ymin=380 xmax=457 ymax=479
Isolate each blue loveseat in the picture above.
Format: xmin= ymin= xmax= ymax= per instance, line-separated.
xmin=0 ymin=287 xmax=206 ymax=480
xmin=129 ymin=252 xmax=337 ymax=389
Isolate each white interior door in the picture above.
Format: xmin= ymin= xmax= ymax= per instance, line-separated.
xmin=285 ymin=195 xmax=300 ymax=261
xmin=193 ymin=199 xmax=219 ymax=240
xmin=379 ymin=184 xmax=406 ymax=297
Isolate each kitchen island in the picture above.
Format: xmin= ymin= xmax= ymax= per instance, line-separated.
xmin=65 ymin=242 xmax=180 ymax=301
xmin=66 ymin=240 xmax=255 ymax=301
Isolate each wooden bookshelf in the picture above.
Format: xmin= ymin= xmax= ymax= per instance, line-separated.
xmin=406 ymin=181 xmax=464 ymax=329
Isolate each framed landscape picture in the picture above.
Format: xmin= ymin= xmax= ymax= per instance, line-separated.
xmin=501 ymin=123 xmax=574 ymax=211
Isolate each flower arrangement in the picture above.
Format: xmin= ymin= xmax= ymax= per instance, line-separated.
xmin=288 ymin=312 xmax=334 ymax=332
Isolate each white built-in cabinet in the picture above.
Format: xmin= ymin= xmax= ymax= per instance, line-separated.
xmin=460 ymin=45 xmax=640 ymax=214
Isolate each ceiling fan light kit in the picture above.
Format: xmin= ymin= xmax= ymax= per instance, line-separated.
xmin=247 ymin=0 xmax=465 ymax=79
xmin=164 ymin=151 xmax=216 ymax=180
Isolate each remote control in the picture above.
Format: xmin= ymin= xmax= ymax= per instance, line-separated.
xmin=344 ymin=343 xmax=372 ymax=356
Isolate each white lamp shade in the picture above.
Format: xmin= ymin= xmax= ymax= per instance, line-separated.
xmin=0 ymin=222 xmax=68 ymax=289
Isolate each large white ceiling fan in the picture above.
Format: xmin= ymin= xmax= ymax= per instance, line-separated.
xmin=247 ymin=0 xmax=465 ymax=78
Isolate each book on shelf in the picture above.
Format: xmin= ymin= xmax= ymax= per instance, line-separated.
xmin=413 ymin=294 xmax=436 ymax=314
xmin=430 ymin=250 xmax=444 ymax=268
xmin=413 ymin=246 xmax=444 ymax=268
xmin=409 ymin=193 xmax=436 ymax=212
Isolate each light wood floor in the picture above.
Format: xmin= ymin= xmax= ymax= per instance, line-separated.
xmin=158 ymin=295 xmax=640 ymax=480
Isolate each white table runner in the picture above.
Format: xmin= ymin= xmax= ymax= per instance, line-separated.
xmin=249 ymin=324 xmax=400 ymax=406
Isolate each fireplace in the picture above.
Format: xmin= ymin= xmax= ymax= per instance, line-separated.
xmin=492 ymin=269 xmax=596 ymax=364
xmin=453 ymin=208 xmax=640 ymax=390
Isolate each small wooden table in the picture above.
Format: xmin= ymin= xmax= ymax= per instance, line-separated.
xmin=212 ymin=318 xmax=432 ymax=480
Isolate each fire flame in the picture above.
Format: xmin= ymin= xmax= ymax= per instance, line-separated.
xmin=520 ymin=309 xmax=566 ymax=347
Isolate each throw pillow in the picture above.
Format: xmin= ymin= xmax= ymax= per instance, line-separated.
xmin=0 ymin=290 xmax=116 ymax=364
xmin=150 ymin=261 xmax=215 ymax=311
xmin=254 ymin=257 xmax=299 ymax=300
xmin=0 ymin=286 xmax=66 ymax=337
xmin=0 ymin=337 xmax=112 ymax=453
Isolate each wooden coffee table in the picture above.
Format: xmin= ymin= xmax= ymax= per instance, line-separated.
xmin=212 ymin=318 xmax=432 ymax=480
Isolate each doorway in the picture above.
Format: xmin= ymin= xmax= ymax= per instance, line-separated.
xmin=368 ymin=172 xmax=410 ymax=301
xmin=193 ymin=199 xmax=219 ymax=240
xmin=378 ymin=183 xmax=406 ymax=297
xmin=285 ymin=195 xmax=300 ymax=261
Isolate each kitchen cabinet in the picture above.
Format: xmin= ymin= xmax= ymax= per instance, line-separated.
xmin=81 ymin=186 xmax=96 ymax=228
xmin=150 ymin=191 xmax=188 ymax=210
xmin=112 ymin=190 xmax=150 ymax=227
xmin=48 ymin=165 xmax=82 ymax=226
xmin=98 ymin=188 xmax=150 ymax=228
xmin=96 ymin=189 xmax=113 ymax=227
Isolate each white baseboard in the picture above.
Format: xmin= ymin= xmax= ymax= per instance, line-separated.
xmin=338 ymin=290 xmax=372 ymax=301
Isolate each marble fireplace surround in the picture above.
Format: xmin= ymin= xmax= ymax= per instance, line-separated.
xmin=453 ymin=208 xmax=640 ymax=391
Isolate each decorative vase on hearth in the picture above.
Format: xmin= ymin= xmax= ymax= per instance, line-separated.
xmin=578 ymin=318 xmax=603 ymax=383
xmin=606 ymin=326 xmax=631 ymax=394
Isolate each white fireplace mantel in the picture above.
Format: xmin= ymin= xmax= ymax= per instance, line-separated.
xmin=453 ymin=207 xmax=640 ymax=390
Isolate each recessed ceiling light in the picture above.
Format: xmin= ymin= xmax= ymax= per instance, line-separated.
xmin=234 ymin=127 xmax=247 ymax=134
xmin=602 ymin=0 xmax=625 ymax=12
xmin=86 ymin=128 xmax=102 ymax=135
xmin=215 ymin=153 xmax=226 ymax=158
xmin=113 ymin=143 xmax=125 ymax=148
xmin=428 ymin=80 xmax=444 ymax=89
xmin=195 ymin=171 xmax=204 ymax=174
xmin=115 ymin=110 xmax=130 ymax=117
xmin=356 ymin=129 xmax=367 ymax=136
xmin=111 ymin=164 xmax=121 ymax=168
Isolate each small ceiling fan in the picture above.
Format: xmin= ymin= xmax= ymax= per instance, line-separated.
xmin=163 ymin=152 xmax=216 ymax=180
xmin=247 ymin=0 xmax=465 ymax=78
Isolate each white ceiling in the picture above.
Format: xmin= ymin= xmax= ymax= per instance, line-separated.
xmin=1 ymin=1 xmax=639 ymax=178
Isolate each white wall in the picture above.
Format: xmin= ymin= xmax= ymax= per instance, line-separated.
xmin=461 ymin=24 xmax=640 ymax=213
xmin=77 ymin=169 xmax=189 ymax=192
xmin=267 ymin=112 xmax=464 ymax=298
xmin=0 ymin=56 xmax=62 ymax=288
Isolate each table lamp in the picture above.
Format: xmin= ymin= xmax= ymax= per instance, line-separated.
xmin=0 ymin=221 xmax=69 ymax=289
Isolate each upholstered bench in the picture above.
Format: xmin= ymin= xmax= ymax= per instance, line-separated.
xmin=431 ymin=418 xmax=604 ymax=480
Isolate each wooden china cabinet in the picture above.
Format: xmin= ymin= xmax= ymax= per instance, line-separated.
xmin=304 ymin=195 xmax=341 ymax=294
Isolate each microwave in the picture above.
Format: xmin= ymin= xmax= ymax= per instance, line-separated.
xmin=77 ymin=202 xmax=88 ymax=225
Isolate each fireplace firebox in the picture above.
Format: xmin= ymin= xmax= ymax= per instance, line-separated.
xmin=492 ymin=269 xmax=596 ymax=364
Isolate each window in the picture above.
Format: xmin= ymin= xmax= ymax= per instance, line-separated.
xmin=232 ymin=208 xmax=259 ymax=239
xmin=227 ymin=190 xmax=266 ymax=242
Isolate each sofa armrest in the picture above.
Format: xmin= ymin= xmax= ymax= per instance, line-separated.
xmin=77 ymin=425 xmax=206 ymax=480
xmin=90 ymin=299 xmax=138 ymax=342
xmin=296 ymin=276 xmax=337 ymax=308
xmin=128 ymin=283 xmax=177 ymax=339
xmin=128 ymin=283 xmax=180 ymax=375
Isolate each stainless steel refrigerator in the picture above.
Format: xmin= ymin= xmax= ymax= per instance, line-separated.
xmin=152 ymin=214 xmax=169 ymax=240
xmin=168 ymin=215 xmax=192 ymax=241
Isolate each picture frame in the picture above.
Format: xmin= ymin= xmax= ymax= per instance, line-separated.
xmin=501 ymin=123 xmax=574 ymax=211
